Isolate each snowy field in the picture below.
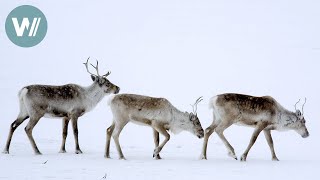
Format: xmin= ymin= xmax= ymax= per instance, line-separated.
xmin=1 ymin=0 xmax=320 ymax=179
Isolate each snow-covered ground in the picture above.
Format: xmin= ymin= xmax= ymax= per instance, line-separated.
xmin=1 ymin=0 xmax=320 ymax=179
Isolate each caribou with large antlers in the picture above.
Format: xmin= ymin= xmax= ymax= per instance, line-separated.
xmin=105 ymin=95 xmax=204 ymax=160
xmin=3 ymin=57 xmax=120 ymax=155
xmin=200 ymin=93 xmax=309 ymax=161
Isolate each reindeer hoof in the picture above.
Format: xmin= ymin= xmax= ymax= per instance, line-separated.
xmin=2 ymin=150 xmax=9 ymax=154
xmin=153 ymin=150 xmax=161 ymax=159
xmin=153 ymin=154 xmax=162 ymax=160
xmin=35 ymin=151 xmax=42 ymax=155
xmin=153 ymin=153 xmax=159 ymax=159
xmin=200 ymin=155 xmax=207 ymax=160
xmin=59 ymin=150 xmax=67 ymax=153
xmin=119 ymin=156 xmax=126 ymax=160
xmin=156 ymin=154 xmax=162 ymax=159
xmin=272 ymin=157 xmax=279 ymax=161
xmin=228 ymin=152 xmax=237 ymax=160
xmin=240 ymin=155 xmax=247 ymax=162
xmin=75 ymin=149 xmax=83 ymax=154
xmin=153 ymin=147 xmax=161 ymax=157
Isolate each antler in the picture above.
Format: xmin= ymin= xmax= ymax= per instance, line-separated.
xmin=90 ymin=59 xmax=100 ymax=76
xmin=191 ymin=96 xmax=203 ymax=114
xmin=83 ymin=57 xmax=111 ymax=77
xmin=302 ymin=97 xmax=307 ymax=114
xmin=294 ymin=99 xmax=300 ymax=111
xmin=83 ymin=57 xmax=97 ymax=76
xmin=102 ymin=71 xmax=111 ymax=77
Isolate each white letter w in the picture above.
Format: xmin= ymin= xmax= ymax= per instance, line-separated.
xmin=12 ymin=17 xmax=41 ymax=37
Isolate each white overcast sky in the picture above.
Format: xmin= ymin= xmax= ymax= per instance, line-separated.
xmin=0 ymin=0 xmax=319 ymax=139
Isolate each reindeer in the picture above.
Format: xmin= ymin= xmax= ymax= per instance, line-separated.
xmin=3 ymin=58 xmax=120 ymax=155
xmin=200 ymin=93 xmax=309 ymax=161
xmin=105 ymin=95 xmax=204 ymax=160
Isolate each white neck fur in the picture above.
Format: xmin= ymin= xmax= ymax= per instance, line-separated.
xmin=169 ymin=108 xmax=192 ymax=134
xmin=84 ymin=83 xmax=106 ymax=112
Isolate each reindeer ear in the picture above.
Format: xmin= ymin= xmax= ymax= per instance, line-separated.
xmin=189 ymin=113 xmax=194 ymax=120
xmin=296 ymin=110 xmax=302 ymax=117
xmin=91 ymin=75 xmax=97 ymax=82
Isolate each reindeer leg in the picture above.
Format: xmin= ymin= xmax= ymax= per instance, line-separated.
xmin=3 ymin=115 xmax=29 ymax=154
xmin=200 ymin=123 xmax=216 ymax=160
xmin=112 ymin=121 xmax=128 ymax=160
xmin=215 ymin=121 xmax=237 ymax=160
xmin=59 ymin=117 xmax=70 ymax=153
xmin=25 ymin=116 xmax=42 ymax=155
xmin=240 ymin=122 xmax=268 ymax=161
xmin=153 ymin=128 xmax=161 ymax=159
xmin=153 ymin=124 xmax=170 ymax=160
xmin=71 ymin=117 xmax=82 ymax=154
xmin=105 ymin=122 xmax=115 ymax=158
xmin=263 ymin=129 xmax=279 ymax=161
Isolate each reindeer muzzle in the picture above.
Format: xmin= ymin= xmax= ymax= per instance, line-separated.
xmin=114 ymin=86 xmax=120 ymax=94
xmin=302 ymin=131 xmax=309 ymax=138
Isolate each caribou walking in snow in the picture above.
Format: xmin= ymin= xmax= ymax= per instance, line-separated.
xmin=200 ymin=93 xmax=309 ymax=161
xmin=105 ymin=95 xmax=204 ymax=160
xmin=3 ymin=58 xmax=120 ymax=155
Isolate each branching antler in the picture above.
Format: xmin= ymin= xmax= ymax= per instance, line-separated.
xmin=302 ymin=97 xmax=307 ymax=114
xmin=191 ymin=96 xmax=203 ymax=114
xmin=83 ymin=57 xmax=97 ymax=76
xmin=83 ymin=57 xmax=111 ymax=77
xmin=102 ymin=71 xmax=111 ymax=77
xmin=294 ymin=99 xmax=300 ymax=111
xmin=90 ymin=60 xmax=100 ymax=76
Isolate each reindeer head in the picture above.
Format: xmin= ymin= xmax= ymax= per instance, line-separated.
xmin=291 ymin=98 xmax=309 ymax=138
xmin=84 ymin=57 xmax=120 ymax=94
xmin=188 ymin=97 xmax=204 ymax=138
